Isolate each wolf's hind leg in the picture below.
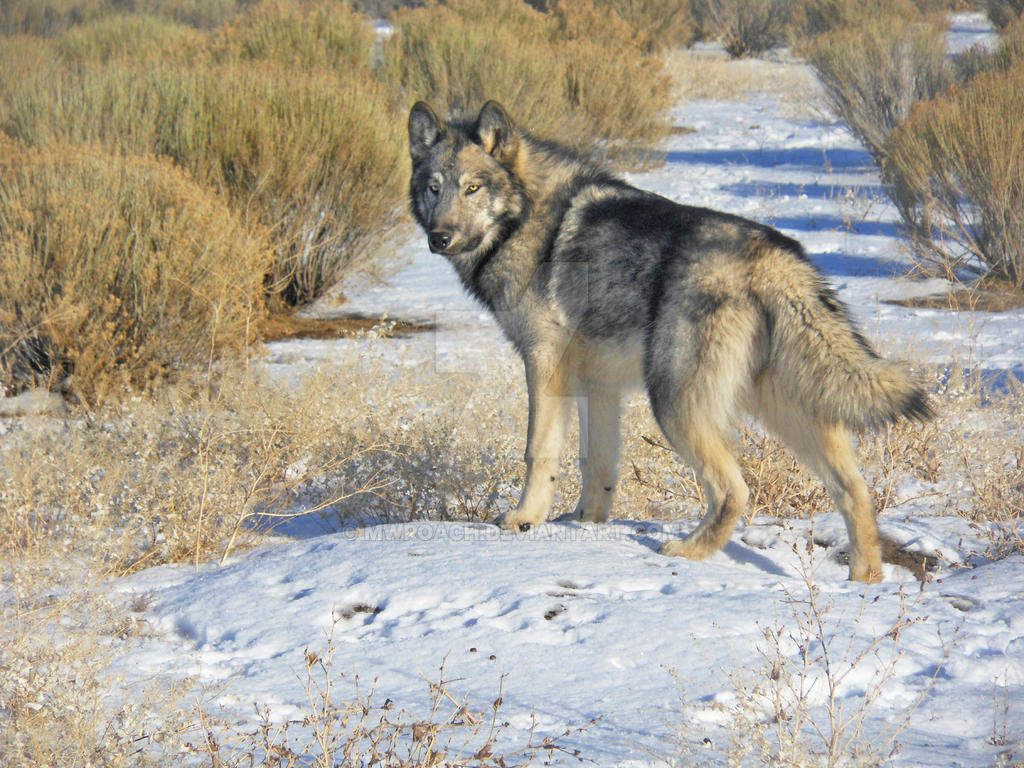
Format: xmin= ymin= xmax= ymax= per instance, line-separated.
xmin=757 ymin=382 xmax=882 ymax=582
xmin=658 ymin=424 xmax=749 ymax=560
xmin=572 ymin=385 xmax=621 ymax=523
xmin=648 ymin=297 xmax=760 ymax=561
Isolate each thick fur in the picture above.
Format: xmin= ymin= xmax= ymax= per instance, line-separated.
xmin=408 ymin=100 xmax=933 ymax=582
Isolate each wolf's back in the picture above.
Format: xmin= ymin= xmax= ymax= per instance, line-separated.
xmin=749 ymin=243 xmax=932 ymax=429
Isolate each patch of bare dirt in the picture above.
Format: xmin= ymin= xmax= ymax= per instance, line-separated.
xmin=260 ymin=313 xmax=435 ymax=342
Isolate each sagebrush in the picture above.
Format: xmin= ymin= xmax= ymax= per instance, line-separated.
xmin=887 ymin=64 xmax=1024 ymax=288
xmin=805 ymin=15 xmax=950 ymax=171
xmin=1 ymin=5 xmax=406 ymax=308
xmin=692 ymin=0 xmax=791 ymax=57
xmin=0 ymin=138 xmax=268 ymax=402
xmin=382 ymin=0 xmax=671 ymax=160
xmin=986 ymin=0 xmax=1024 ymax=29
xmin=0 ymin=0 xmax=256 ymax=35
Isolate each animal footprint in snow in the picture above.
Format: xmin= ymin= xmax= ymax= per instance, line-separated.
xmin=335 ymin=603 xmax=383 ymax=622
xmin=544 ymin=604 xmax=567 ymax=621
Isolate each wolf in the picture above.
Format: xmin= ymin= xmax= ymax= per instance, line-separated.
xmin=407 ymin=100 xmax=931 ymax=582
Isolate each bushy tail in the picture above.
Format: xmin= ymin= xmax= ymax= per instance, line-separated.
xmin=751 ymin=245 xmax=933 ymax=429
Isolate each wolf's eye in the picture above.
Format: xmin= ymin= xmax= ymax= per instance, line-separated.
xmin=428 ymin=182 xmax=440 ymax=195
xmin=465 ymin=183 xmax=481 ymax=195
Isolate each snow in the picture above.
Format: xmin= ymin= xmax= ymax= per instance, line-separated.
xmin=115 ymin=518 xmax=1024 ymax=765
xmin=109 ymin=21 xmax=1024 ymax=766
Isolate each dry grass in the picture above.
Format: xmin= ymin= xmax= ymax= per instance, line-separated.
xmin=663 ymin=47 xmax=762 ymax=101
xmin=0 ymin=579 xmax=582 ymax=767
xmin=3 ymin=339 xmax=1020 ymax=588
xmin=1 ymin=360 xmax=400 ymax=576
xmin=662 ymin=47 xmax=819 ymax=116
xmin=0 ymin=366 xmax=579 ymax=763
xmin=664 ymin=561 xmax=946 ymax=767
xmin=198 ymin=620 xmax=589 ymax=766
xmin=0 ymin=586 xmax=200 ymax=768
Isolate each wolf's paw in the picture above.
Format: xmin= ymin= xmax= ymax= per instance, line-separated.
xmin=497 ymin=512 xmax=540 ymax=533
xmin=660 ymin=537 xmax=712 ymax=560
xmin=569 ymin=504 xmax=609 ymax=524
xmin=847 ymin=561 xmax=884 ymax=583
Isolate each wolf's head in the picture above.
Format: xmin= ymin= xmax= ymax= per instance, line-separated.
xmin=408 ymin=101 xmax=529 ymax=261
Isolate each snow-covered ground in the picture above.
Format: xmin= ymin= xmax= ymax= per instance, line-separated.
xmin=109 ymin=21 xmax=1023 ymax=766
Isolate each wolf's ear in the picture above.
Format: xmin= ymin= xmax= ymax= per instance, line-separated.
xmin=474 ymin=101 xmax=518 ymax=164
xmin=409 ymin=101 xmax=443 ymax=162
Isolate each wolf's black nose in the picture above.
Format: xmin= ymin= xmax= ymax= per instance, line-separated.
xmin=428 ymin=231 xmax=452 ymax=252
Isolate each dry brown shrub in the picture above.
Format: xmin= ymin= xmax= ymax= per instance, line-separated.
xmin=987 ymin=0 xmax=1024 ymax=29
xmin=127 ymin=0 xmax=253 ymax=29
xmin=0 ymin=0 xmax=253 ymax=35
xmin=0 ymin=138 xmax=268 ymax=403
xmin=0 ymin=36 xmax=60 ymax=107
xmin=595 ymin=0 xmax=695 ymax=51
xmin=786 ymin=0 xmax=923 ymax=44
xmin=949 ymin=10 xmax=1024 ymax=86
xmin=886 ymin=63 xmax=1024 ymax=289
xmin=692 ymin=0 xmax=792 ymax=58
xmin=805 ymin=16 xmax=950 ymax=171
xmin=996 ymin=11 xmax=1024 ymax=67
xmin=530 ymin=0 xmax=694 ymax=50
xmin=0 ymin=0 xmax=107 ymax=36
xmin=56 ymin=11 xmax=209 ymax=65
xmin=211 ymin=0 xmax=377 ymax=75
xmin=383 ymin=0 xmax=671 ymax=160
xmin=2 ymin=56 xmax=407 ymax=307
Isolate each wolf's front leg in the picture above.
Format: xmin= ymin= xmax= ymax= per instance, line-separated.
xmin=500 ymin=370 xmax=571 ymax=532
